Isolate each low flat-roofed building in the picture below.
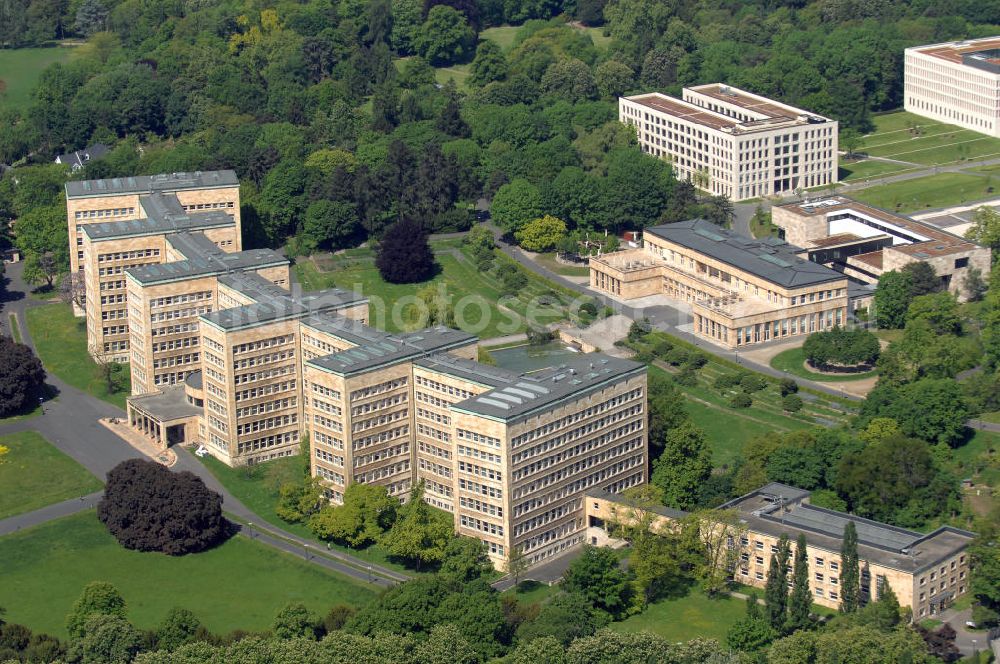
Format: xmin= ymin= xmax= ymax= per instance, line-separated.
xmin=590 ymin=219 xmax=849 ymax=348
xmin=905 ymin=37 xmax=1000 ymax=137
xmin=619 ymin=84 xmax=838 ymax=201
xmin=585 ymin=482 xmax=974 ymax=617
xmin=772 ymin=196 xmax=992 ymax=300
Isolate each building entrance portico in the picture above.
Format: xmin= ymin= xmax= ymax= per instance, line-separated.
xmin=126 ymin=385 xmax=202 ymax=449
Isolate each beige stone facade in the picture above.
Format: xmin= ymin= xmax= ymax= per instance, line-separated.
xmin=67 ymin=171 xmax=243 ymax=360
xmin=905 ymin=37 xmax=1000 ymax=137
xmin=772 ymin=196 xmax=992 ymax=301
xmin=591 ymin=220 xmax=849 ymax=348
xmin=586 ymin=483 xmax=974 ymax=617
xmin=70 ymin=172 xmax=650 ymax=567
xmin=620 ymin=84 xmax=838 ymax=201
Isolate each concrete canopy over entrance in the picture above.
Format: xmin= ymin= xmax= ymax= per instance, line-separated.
xmin=126 ymin=386 xmax=201 ymax=448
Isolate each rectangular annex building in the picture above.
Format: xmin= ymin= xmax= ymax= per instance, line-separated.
xmin=68 ymin=172 xmax=650 ymax=568
xmin=590 ymin=219 xmax=849 ymax=348
xmin=905 ymin=37 xmax=1000 ymax=137
xmin=585 ymin=483 xmax=974 ymax=617
xmin=619 ymin=84 xmax=838 ymax=201
xmin=772 ymin=196 xmax=992 ymax=301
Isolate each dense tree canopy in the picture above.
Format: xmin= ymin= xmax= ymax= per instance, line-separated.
xmin=802 ymin=326 xmax=880 ymax=368
xmin=0 ymin=336 xmax=46 ymax=417
xmin=375 ymin=218 xmax=437 ymax=284
xmin=97 ymin=459 xmax=226 ymax=555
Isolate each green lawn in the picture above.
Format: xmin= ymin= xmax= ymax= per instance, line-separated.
xmin=532 ymin=252 xmax=591 ymax=277
xmin=851 ymin=111 xmax=1000 ymax=166
xmin=610 ymin=590 xmax=745 ymax=642
xmin=294 ymin=245 xmax=578 ymax=339
xmin=435 ymin=63 xmax=472 ymax=92
xmin=578 ymin=26 xmax=612 ymax=50
xmin=504 ymin=579 xmax=561 ymax=605
xmin=197 ymin=454 xmax=416 ymax=574
xmin=480 ymin=25 xmax=521 ymax=51
xmin=25 ymin=303 xmax=131 ymax=409
xmin=8 ymin=312 xmax=22 ymax=342
xmin=0 ymin=46 xmax=76 ymax=110
xmin=0 ymin=431 xmax=102 ymax=519
xmin=839 ymin=159 xmax=914 ymax=182
xmin=683 ymin=397 xmax=779 ymax=468
xmin=852 ymin=172 xmax=996 ymax=214
xmin=0 ymin=512 xmax=376 ymax=638
xmin=952 ymin=429 xmax=1000 ymax=471
xmin=769 ymin=347 xmax=877 ymax=383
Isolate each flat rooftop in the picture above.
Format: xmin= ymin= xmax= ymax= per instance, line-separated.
xmin=82 ymin=208 xmax=234 ymax=241
xmin=414 ymin=353 xmax=521 ymax=389
xmin=451 ymin=354 xmax=644 ymax=422
xmin=688 ymin=84 xmax=808 ymax=121
xmin=306 ymin=328 xmax=477 ymax=376
xmin=723 ymin=483 xmax=975 ymax=574
xmin=644 ymin=219 xmax=845 ymax=288
xmin=66 ymin=170 xmax=239 ymax=199
xmin=911 ymin=37 xmax=1000 ymax=66
xmin=777 ymin=196 xmax=982 ymax=257
xmin=625 ymin=93 xmax=737 ymax=131
xmin=126 ymin=234 xmax=287 ymax=285
xmin=128 ymin=385 xmax=201 ymax=423
xmin=200 ymin=285 xmax=367 ymax=332
xmin=624 ymin=84 xmax=830 ymax=134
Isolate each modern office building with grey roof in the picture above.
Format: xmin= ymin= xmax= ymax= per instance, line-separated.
xmin=585 ymin=482 xmax=973 ymax=617
xmin=76 ymin=172 xmax=649 ymax=568
xmin=591 ymin=219 xmax=850 ymax=348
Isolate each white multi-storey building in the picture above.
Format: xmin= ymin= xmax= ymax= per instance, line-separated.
xmin=619 ymin=84 xmax=838 ymax=201
xmin=905 ymin=37 xmax=1000 ymax=137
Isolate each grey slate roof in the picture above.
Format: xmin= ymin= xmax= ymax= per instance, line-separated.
xmin=66 ymin=170 xmax=239 ymax=198
xmin=54 ymin=143 xmax=109 ymax=169
xmin=645 ymin=219 xmax=844 ymax=288
xmin=450 ymin=354 xmax=645 ymax=422
xmin=300 ymin=313 xmax=391 ymax=347
xmin=306 ymin=328 xmax=477 ymax=376
xmin=126 ymin=235 xmax=287 ymax=285
xmin=721 ymin=482 xmax=975 ymax=573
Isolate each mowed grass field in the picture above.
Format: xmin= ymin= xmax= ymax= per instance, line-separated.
xmin=0 ymin=46 xmax=75 ymax=110
xmin=0 ymin=431 xmax=102 ymax=519
xmin=645 ymin=332 xmax=857 ymax=469
xmin=25 ymin=303 xmax=131 ymax=408
xmin=853 ymin=111 xmax=1000 ymax=166
xmin=294 ymin=242 xmax=578 ymax=339
xmin=196 ymin=454 xmax=416 ymax=574
xmin=852 ymin=171 xmax=997 ymax=213
xmin=0 ymin=512 xmax=377 ymax=637
xmin=610 ymin=591 xmax=745 ymax=642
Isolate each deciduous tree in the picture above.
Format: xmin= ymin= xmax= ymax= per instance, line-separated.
xmin=562 ymin=545 xmax=630 ymax=618
xmin=380 ymin=482 xmax=454 ymax=569
xmin=375 ymin=218 xmax=437 ymax=284
xmin=97 ymin=459 xmax=225 ymax=555
xmin=650 ymin=422 xmax=712 ymax=511
xmin=0 ymin=336 xmax=45 ymax=417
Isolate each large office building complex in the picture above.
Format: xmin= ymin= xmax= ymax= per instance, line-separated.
xmin=619 ymin=84 xmax=838 ymax=201
xmin=590 ymin=220 xmax=849 ymax=348
xmin=587 ymin=483 xmax=974 ymax=617
xmin=67 ymin=172 xmax=649 ymax=567
xmin=905 ymin=37 xmax=1000 ymax=137
xmin=66 ymin=171 xmax=242 ymax=360
xmin=772 ymin=196 xmax=992 ymax=301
